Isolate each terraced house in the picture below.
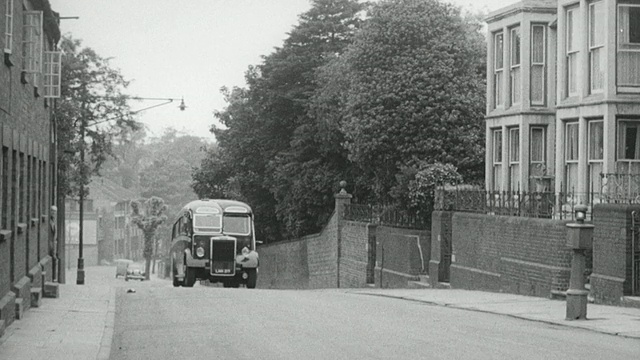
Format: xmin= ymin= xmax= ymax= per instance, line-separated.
xmin=485 ymin=0 xmax=640 ymax=209
xmin=0 ymin=0 xmax=61 ymax=335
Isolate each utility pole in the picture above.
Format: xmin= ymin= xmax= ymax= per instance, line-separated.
xmin=76 ymin=101 xmax=86 ymax=285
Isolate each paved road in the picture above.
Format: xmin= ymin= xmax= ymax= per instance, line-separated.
xmin=110 ymin=277 xmax=640 ymax=360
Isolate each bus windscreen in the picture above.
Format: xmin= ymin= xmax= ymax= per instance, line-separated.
xmin=194 ymin=214 xmax=221 ymax=229
xmin=223 ymin=215 xmax=250 ymax=235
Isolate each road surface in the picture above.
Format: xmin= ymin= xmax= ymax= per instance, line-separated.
xmin=109 ymin=275 xmax=640 ymax=360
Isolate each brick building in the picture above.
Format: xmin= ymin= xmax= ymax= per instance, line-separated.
xmin=485 ymin=0 xmax=640 ymax=205
xmin=65 ymin=177 xmax=142 ymax=268
xmin=0 ymin=0 xmax=62 ymax=334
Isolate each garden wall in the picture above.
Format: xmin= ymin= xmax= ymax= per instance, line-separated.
xmin=449 ymin=213 xmax=572 ymax=297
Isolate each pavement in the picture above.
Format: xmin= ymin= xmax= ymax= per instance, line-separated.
xmin=0 ymin=267 xmax=639 ymax=360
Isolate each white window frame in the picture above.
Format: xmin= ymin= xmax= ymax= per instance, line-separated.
xmin=530 ymin=126 xmax=546 ymax=164
xmin=493 ymin=128 xmax=503 ymax=164
xmin=530 ymin=24 xmax=546 ymax=106
xmin=43 ymin=51 xmax=61 ymax=98
xmin=494 ymin=32 xmax=504 ymax=109
xmin=510 ymin=27 xmax=521 ymax=106
xmin=492 ymin=128 xmax=503 ymax=191
xmin=565 ymin=121 xmax=580 ymax=163
xmin=589 ymin=1 xmax=605 ymax=94
xmin=566 ymin=7 xmax=579 ymax=97
xmin=4 ymin=0 xmax=13 ymax=54
xmin=617 ymin=3 xmax=640 ymax=91
xmin=509 ymin=127 xmax=520 ymax=165
xmin=22 ymin=11 xmax=42 ymax=75
xmin=618 ymin=119 xmax=640 ymax=160
xmin=588 ymin=120 xmax=604 ymax=161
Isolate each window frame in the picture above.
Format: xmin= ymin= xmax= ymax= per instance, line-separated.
xmin=492 ymin=128 xmax=503 ymax=164
xmin=617 ymin=3 xmax=640 ymax=91
xmin=43 ymin=51 xmax=61 ymax=98
xmin=510 ymin=26 xmax=521 ymax=105
xmin=222 ymin=214 xmax=251 ymax=236
xmin=588 ymin=120 xmax=604 ymax=161
xmin=617 ymin=119 xmax=640 ymax=161
xmin=566 ymin=7 xmax=579 ymax=97
xmin=565 ymin=121 xmax=580 ymax=163
xmin=4 ymin=0 xmax=13 ymax=54
xmin=530 ymin=126 xmax=546 ymax=164
xmin=589 ymin=1 xmax=605 ymax=94
xmin=530 ymin=24 xmax=547 ymax=106
xmin=22 ymin=11 xmax=43 ymax=77
xmin=494 ymin=31 xmax=505 ymax=109
xmin=509 ymin=127 xmax=520 ymax=165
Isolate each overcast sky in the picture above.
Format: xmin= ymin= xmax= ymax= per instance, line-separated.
xmin=49 ymin=0 xmax=507 ymax=141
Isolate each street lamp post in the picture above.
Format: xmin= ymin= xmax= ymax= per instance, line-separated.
xmin=74 ymin=96 xmax=185 ymax=285
xmin=76 ymin=107 xmax=86 ymax=284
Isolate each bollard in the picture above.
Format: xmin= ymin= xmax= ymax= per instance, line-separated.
xmin=565 ymin=205 xmax=593 ymax=320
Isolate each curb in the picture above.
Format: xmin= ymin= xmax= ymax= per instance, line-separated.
xmin=353 ymin=292 xmax=637 ymax=339
xmin=97 ymin=286 xmax=116 ymax=360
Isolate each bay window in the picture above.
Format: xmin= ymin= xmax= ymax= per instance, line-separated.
xmin=618 ymin=3 xmax=640 ymax=90
xmin=531 ymin=25 xmax=546 ymax=106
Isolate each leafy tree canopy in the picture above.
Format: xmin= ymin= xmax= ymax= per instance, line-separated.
xmin=198 ymin=0 xmax=368 ymax=242
xmin=336 ymin=0 xmax=486 ymax=200
xmin=55 ymin=35 xmax=140 ymax=198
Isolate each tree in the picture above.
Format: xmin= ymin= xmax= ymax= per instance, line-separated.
xmin=199 ymin=0 xmax=368 ymax=241
xmin=332 ymin=0 xmax=486 ymax=201
xmin=130 ymin=197 xmax=168 ymax=279
xmin=55 ymin=35 xmax=140 ymax=199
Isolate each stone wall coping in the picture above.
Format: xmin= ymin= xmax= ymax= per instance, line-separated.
xmin=593 ymin=203 xmax=640 ymax=214
xmin=0 ymin=230 xmax=12 ymax=242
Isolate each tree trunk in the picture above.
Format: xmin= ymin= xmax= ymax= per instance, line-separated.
xmin=152 ymin=235 xmax=158 ymax=274
xmin=143 ymin=231 xmax=154 ymax=280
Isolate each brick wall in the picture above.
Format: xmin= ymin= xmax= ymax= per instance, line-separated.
xmin=340 ymin=221 xmax=372 ymax=288
xmin=308 ymin=213 xmax=338 ymax=288
xmin=591 ymin=204 xmax=639 ymax=304
xmin=1 ymin=0 xmax=60 ymax=332
xmin=374 ymin=226 xmax=430 ymax=288
xmin=449 ymin=213 xmax=572 ymax=297
xmin=257 ymin=237 xmax=310 ymax=289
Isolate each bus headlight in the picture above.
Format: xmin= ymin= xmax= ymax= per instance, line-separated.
xmin=241 ymin=246 xmax=250 ymax=256
xmin=196 ymin=246 xmax=205 ymax=258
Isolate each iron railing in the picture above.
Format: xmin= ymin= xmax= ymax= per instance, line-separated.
xmin=600 ymin=173 xmax=640 ymax=204
xmin=434 ymin=188 xmax=595 ymax=220
xmin=344 ymin=204 xmax=430 ymax=229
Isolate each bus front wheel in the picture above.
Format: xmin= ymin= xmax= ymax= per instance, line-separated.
xmin=184 ymin=265 xmax=196 ymax=287
xmin=246 ymin=269 xmax=257 ymax=289
xmin=171 ymin=257 xmax=181 ymax=287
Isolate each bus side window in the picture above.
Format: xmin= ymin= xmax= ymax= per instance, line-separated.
xmin=172 ymin=223 xmax=178 ymax=239
xmin=180 ymin=216 xmax=190 ymax=235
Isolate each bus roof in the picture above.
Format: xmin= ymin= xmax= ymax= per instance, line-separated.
xmin=177 ymin=199 xmax=253 ymax=218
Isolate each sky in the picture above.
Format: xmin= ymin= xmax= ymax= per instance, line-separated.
xmin=49 ymin=0 xmax=507 ymax=141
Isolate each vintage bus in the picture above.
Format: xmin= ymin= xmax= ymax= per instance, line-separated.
xmin=170 ymin=199 xmax=259 ymax=288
